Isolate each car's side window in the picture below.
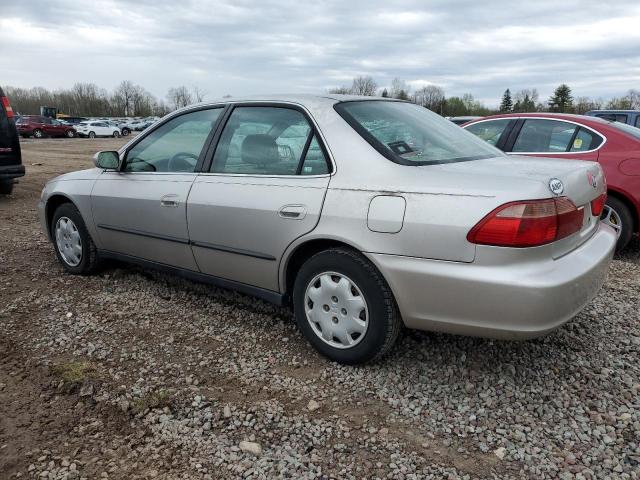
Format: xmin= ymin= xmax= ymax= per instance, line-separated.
xmin=124 ymin=108 xmax=223 ymax=173
xmin=569 ymin=127 xmax=602 ymax=152
xmin=635 ymin=116 xmax=640 ymax=128
xmin=211 ymin=106 xmax=329 ymax=175
xmin=464 ymin=119 xmax=511 ymax=146
xmin=512 ymin=119 xmax=577 ymax=153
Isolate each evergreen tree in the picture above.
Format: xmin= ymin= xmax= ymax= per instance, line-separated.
xmin=381 ymin=88 xmax=389 ymax=98
xmin=548 ymin=84 xmax=574 ymax=112
xmin=499 ymin=89 xmax=513 ymax=112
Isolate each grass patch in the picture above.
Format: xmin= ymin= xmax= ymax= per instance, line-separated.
xmin=51 ymin=360 xmax=96 ymax=393
xmin=132 ymin=390 xmax=172 ymax=414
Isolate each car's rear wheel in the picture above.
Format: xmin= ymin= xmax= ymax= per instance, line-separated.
xmin=33 ymin=129 xmax=43 ymax=138
xmin=602 ymin=196 xmax=634 ymax=251
xmin=51 ymin=203 xmax=100 ymax=274
xmin=113 ymin=131 xmax=120 ymax=138
xmin=0 ymin=181 xmax=14 ymax=195
xmin=88 ymin=131 xmax=96 ymax=138
xmin=66 ymin=130 xmax=75 ymax=138
xmin=293 ymin=248 xmax=401 ymax=364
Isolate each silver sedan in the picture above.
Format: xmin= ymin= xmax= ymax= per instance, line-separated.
xmin=38 ymin=95 xmax=617 ymax=364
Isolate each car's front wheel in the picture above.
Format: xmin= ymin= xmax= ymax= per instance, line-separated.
xmin=293 ymin=248 xmax=401 ymax=364
xmin=602 ymin=196 xmax=634 ymax=251
xmin=66 ymin=130 xmax=75 ymax=138
xmin=113 ymin=131 xmax=120 ymax=138
xmin=51 ymin=203 xmax=100 ymax=274
xmin=33 ymin=129 xmax=43 ymax=138
xmin=121 ymin=128 xmax=130 ymax=136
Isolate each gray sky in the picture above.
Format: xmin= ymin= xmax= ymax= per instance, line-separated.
xmin=2 ymin=0 xmax=639 ymax=107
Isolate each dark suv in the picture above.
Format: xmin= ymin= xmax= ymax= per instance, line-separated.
xmin=0 ymin=87 xmax=24 ymax=195
xmin=16 ymin=115 xmax=77 ymax=138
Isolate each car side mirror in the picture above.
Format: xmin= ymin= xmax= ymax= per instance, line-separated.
xmin=93 ymin=151 xmax=120 ymax=170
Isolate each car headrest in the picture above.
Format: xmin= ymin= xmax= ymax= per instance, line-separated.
xmin=241 ymin=134 xmax=279 ymax=165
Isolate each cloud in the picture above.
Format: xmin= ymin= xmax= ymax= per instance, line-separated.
xmin=1 ymin=0 xmax=639 ymax=106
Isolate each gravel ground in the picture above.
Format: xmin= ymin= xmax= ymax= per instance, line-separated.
xmin=1 ymin=137 xmax=639 ymax=479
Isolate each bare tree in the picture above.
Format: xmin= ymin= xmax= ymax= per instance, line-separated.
xmin=351 ymin=76 xmax=378 ymax=96
xmin=390 ymin=78 xmax=409 ymax=99
xmin=328 ymin=86 xmax=352 ymax=94
xmin=574 ymin=96 xmax=602 ymax=114
xmin=192 ymin=86 xmax=207 ymax=103
xmin=112 ymin=80 xmax=138 ymax=116
xmin=166 ymin=86 xmax=194 ymax=110
xmin=414 ymin=85 xmax=445 ymax=112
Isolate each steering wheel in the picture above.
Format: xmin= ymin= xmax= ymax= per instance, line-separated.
xmin=168 ymin=152 xmax=199 ymax=172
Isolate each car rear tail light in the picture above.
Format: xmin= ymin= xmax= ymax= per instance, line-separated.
xmin=467 ymin=197 xmax=584 ymax=248
xmin=1 ymin=96 xmax=14 ymax=118
xmin=590 ymin=193 xmax=606 ymax=216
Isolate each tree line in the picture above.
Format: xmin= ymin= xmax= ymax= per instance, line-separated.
xmin=2 ymin=81 xmax=210 ymax=117
xmin=4 ymin=77 xmax=639 ymax=118
xmin=331 ymin=76 xmax=640 ymax=116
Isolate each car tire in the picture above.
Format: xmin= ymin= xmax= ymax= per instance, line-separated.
xmin=293 ymin=248 xmax=402 ymax=365
xmin=121 ymin=128 xmax=130 ymax=136
xmin=88 ymin=131 xmax=96 ymax=138
xmin=0 ymin=181 xmax=14 ymax=195
xmin=51 ymin=203 xmax=101 ymax=275
xmin=33 ymin=129 xmax=43 ymax=138
xmin=113 ymin=131 xmax=120 ymax=138
xmin=603 ymin=196 xmax=634 ymax=251
xmin=66 ymin=130 xmax=75 ymax=138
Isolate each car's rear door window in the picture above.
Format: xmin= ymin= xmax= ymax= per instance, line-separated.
xmin=464 ymin=119 xmax=511 ymax=146
xmin=512 ymin=119 xmax=577 ymax=153
xmin=596 ymin=113 xmax=628 ymax=123
xmin=569 ymin=127 xmax=602 ymax=152
xmin=211 ymin=106 xmax=329 ymax=175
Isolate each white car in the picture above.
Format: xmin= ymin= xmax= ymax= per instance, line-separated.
xmin=75 ymin=121 xmax=121 ymax=138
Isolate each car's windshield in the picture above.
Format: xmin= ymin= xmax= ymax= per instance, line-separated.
xmin=608 ymin=120 xmax=640 ymax=141
xmin=335 ymin=101 xmax=502 ymax=165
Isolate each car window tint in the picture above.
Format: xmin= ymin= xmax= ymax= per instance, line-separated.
xmin=512 ymin=119 xmax=577 ymax=153
xmin=596 ymin=113 xmax=628 ymax=123
xmin=635 ymin=116 xmax=640 ymax=128
xmin=211 ymin=107 xmax=319 ymax=175
xmin=124 ymin=108 xmax=222 ymax=173
xmin=464 ymin=119 xmax=511 ymax=146
xmin=569 ymin=127 xmax=602 ymax=152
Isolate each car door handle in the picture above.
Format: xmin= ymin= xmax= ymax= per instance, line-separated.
xmin=160 ymin=194 xmax=179 ymax=207
xmin=278 ymin=205 xmax=306 ymax=219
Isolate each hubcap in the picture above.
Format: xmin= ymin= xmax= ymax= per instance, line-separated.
xmin=601 ymin=205 xmax=623 ymax=237
xmin=55 ymin=217 xmax=82 ymax=266
xmin=304 ymin=272 xmax=368 ymax=349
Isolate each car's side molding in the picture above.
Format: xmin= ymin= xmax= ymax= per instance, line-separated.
xmin=97 ymin=249 xmax=286 ymax=305
xmin=96 ymin=224 xmax=276 ymax=260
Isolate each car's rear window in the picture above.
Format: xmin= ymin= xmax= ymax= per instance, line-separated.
xmin=334 ymin=101 xmax=501 ymax=165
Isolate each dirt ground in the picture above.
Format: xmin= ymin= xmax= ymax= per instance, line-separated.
xmin=1 ymin=137 xmax=639 ymax=479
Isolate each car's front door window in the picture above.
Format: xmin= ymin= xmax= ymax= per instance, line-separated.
xmin=124 ymin=108 xmax=223 ymax=173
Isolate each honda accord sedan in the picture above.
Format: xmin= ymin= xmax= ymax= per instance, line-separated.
xmin=38 ymin=95 xmax=617 ymax=364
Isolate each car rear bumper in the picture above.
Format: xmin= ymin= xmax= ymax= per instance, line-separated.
xmin=0 ymin=164 xmax=25 ymax=180
xmin=366 ymin=222 xmax=617 ymax=340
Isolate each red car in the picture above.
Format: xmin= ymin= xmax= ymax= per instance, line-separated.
xmin=16 ymin=115 xmax=76 ymax=139
xmin=463 ymin=113 xmax=640 ymax=250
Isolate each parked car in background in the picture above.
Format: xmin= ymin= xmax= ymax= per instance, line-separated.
xmin=58 ymin=116 xmax=88 ymax=126
xmin=39 ymin=95 xmax=616 ymax=364
xmin=16 ymin=116 xmax=77 ymax=138
xmin=463 ymin=113 xmax=640 ymax=250
xmin=448 ymin=115 xmax=483 ymax=125
xmin=75 ymin=121 xmax=121 ymax=138
xmin=586 ymin=110 xmax=640 ymax=128
xmin=105 ymin=120 xmax=131 ymax=136
xmin=0 ymin=87 xmax=24 ymax=194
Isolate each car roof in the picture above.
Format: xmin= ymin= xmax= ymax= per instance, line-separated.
xmin=464 ymin=112 xmax=616 ymax=127
xmin=174 ymin=93 xmax=399 ymax=113
xmin=587 ymin=109 xmax=638 ymax=113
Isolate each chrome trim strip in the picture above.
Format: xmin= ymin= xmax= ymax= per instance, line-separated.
xmin=465 ymin=116 xmax=607 ymax=155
